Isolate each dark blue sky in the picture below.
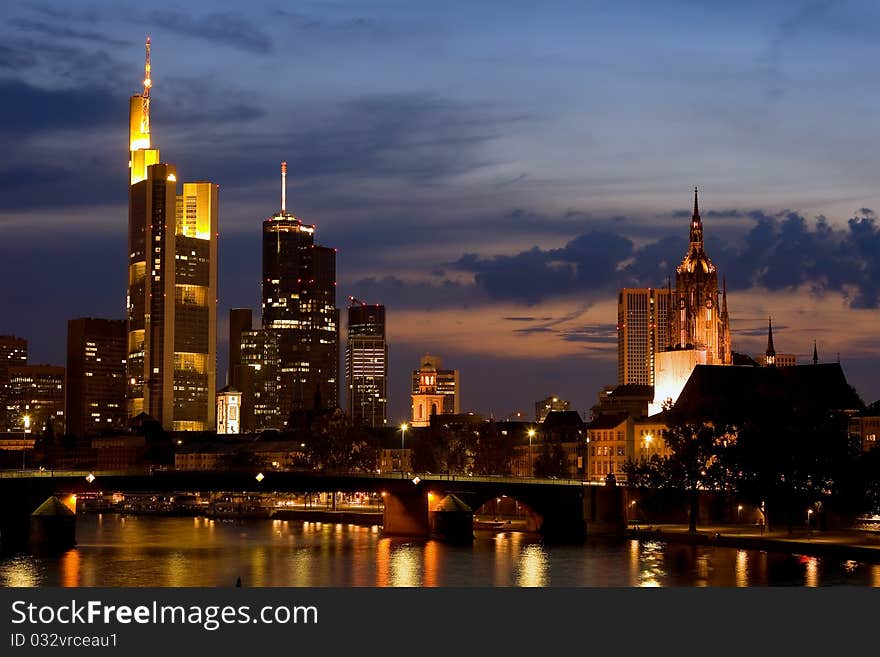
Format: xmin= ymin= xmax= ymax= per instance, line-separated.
xmin=2 ymin=0 xmax=880 ymax=420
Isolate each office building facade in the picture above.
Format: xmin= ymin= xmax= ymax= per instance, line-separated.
xmin=346 ymin=303 xmax=387 ymax=428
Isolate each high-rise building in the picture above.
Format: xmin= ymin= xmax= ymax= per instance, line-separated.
xmin=410 ymin=354 xmax=459 ymax=415
xmin=535 ymin=396 xmax=570 ymax=423
xmin=0 ymin=335 xmax=28 ymax=431
xmin=125 ymin=38 xmax=218 ymax=431
xmin=66 ymin=318 xmax=126 ymax=437
xmin=240 ymin=329 xmax=280 ymax=431
xmin=228 ymin=308 xmax=252 ymax=388
xmin=262 ymin=162 xmax=338 ymax=423
xmin=172 ymin=181 xmax=218 ymax=431
xmin=346 ymin=301 xmax=387 ymax=428
xmin=6 ymin=365 xmax=65 ymax=434
xmin=617 ymin=288 xmax=670 ymax=386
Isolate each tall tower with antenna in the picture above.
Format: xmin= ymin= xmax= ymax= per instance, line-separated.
xmin=126 ymin=37 xmax=218 ymax=430
xmin=262 ymin=162 xmax=339 ymax=423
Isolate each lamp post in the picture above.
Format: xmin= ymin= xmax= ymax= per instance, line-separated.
xmin=22 ymin=415 xmax=31 ymax=471
xmin=399 ymin=422 xmax=408 ymax=474
xmin=527 ymin=428 xmax=536 ymax=478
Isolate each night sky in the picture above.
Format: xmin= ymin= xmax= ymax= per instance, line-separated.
xmin=2 ymin=0 xmax=879 ymax=422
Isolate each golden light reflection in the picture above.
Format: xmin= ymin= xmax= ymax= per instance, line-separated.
xmin=638 ymin=540 xmax=665 ymax=587
xmin=390 ymin=545 xmax=422 ymax=587
xmin=376 ymin=538 xmax=391 ymax=587
xmin=516 ymin=544 xmax=548 ymax=587
xmin=736 ymin=550 xmax=748 ymax=587
xmin=871 ymin=564 xmax=880 ymax=587
xmin=3 ymin=558 xmax=39 ymax=587
xmin=805 ymin=556 xmax=819 ymax=587
xmin=423 ymin=540 xmax=439 ymax=587
xmin=61 ymin=549 xmax=80 ymax=587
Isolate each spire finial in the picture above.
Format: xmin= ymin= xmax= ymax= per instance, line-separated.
xmin=689 ymin=186 xmax=703 ymax=245
xmin=766 ymin=317 xmax=776 ymax=363
xmin=812 ymin=340 xmax=818 ymax=365
xmin=281 ymin=161 xmax=287 ymax=213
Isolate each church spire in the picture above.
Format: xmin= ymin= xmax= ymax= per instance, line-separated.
xmin=812 ymin=340 xmax=818 ymax=365
xmin=690 ymin=186 xmax=703 ymax=245
xmin=721 ymin=277 xmax=728 ymax=317
xmin=765 ymin=317 xmax=776 ymax=366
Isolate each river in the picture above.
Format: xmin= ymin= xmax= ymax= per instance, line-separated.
xmin=2 ymin=514 xmax=878 ymax=586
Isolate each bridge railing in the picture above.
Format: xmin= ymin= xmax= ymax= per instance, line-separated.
xmin=0 ymin=467 xmax=605 ymax=487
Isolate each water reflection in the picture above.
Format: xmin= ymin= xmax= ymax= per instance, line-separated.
xmin=1 ymin=515 xmax=878 ymax=587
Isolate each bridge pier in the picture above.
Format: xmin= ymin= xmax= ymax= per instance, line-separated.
xmin=382 ymin=490 xmax=430 ymax=538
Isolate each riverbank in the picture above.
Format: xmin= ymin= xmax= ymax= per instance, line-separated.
xmin=627 ymin=523 xmax=880 ymax=562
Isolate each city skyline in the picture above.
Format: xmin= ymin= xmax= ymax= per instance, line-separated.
xmin=2 ymin=1 xmax=880 ymax=421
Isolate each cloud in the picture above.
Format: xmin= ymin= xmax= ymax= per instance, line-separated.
xmin=149 ymin=10 xmax=274 ymax=54
xmin=11 ymin=18 xmax=129 ymax=47
xmin=429 ymin=208 xmax=880 ymax=310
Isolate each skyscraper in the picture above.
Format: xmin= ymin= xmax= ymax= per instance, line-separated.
xmin=262 ymin=162 xmax=338 ymax=423
xmin=7 ymin=365 xmax=65 ymax=434
xmin=617 ymin=288 xmax=670 ymax=386
xmin=0 ymin=335 xmax=28 ymax=432
xmin=66 ymin=318 xmax=126 ymax=437
xmin=410 ymin=354 xmax=459 ymax=415
xmin=346 ymin=300 xmax=387 ymax=428
xmin=126 ymin=38 xmax=218 ymax=430
xmin=240 ymin=329 xmax=280 ymax=431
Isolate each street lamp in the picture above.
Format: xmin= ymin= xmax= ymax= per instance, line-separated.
xmin=527 ymin=428 xmax=536 ymax=477
xmin=21 ymin=415 xmax=31 ymax=470
xmin=737 ymin=504 xmax=743 ymax=523
xmin=399 ymin=423 xmax=408 ymax=473
xmin=806 ymin=508 xmax=813 ymax=530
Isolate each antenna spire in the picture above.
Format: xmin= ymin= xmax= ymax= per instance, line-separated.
xmin=281 ymin=161 xmax=287 ymax=213
xmin=141 ymin=36 xmax=152 ymax=136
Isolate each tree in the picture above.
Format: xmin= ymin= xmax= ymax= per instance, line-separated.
xmin=655 ymin=408 xmax=735 ymax=532
xmin=471 ymin=422 xmax=515 ymax=475
xmin=533 ymin=439 xmax=568 ymax=479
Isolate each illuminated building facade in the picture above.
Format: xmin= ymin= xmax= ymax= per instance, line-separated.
xmin=535 ymin=396 xmax=570 ymax=423
xmin=617 ymin=288 xmax=670 ymax=386
xmin=410 ymin=354 xmax=459 ymax=415
xmin=216 ymin=387 xmax=242 ymax=435
xmin=586 ymin=412 xmax=633 ymax=483
xmin=228 ymin=308 xmax=254 ymax=430
xmin=667 ymin=188 xmax=731 ymax=363
xmin=262 ymin=163 xmax=339 ymax=422
xmin=0 ymin=335 xmax=28 ymax=432
xmin=651 ymin=189 xmax=731 ymax=413
xmin=411 ymin=358 xmax=447 ymax=427
xmin=125 ymin=39 xmax=218 ymax=431
xmin=66 ymin=318 xmax=126 ymax=437
xmin=6 ymin=365 xmax=65 ymax=434
xmin=240 ymin=329 xmax=280 ymax=431
xmin=346 ymin=303 xmax=387 ymax=428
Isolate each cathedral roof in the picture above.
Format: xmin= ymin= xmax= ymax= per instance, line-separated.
xmin=677 ymin=187 xmax=716 ymax=276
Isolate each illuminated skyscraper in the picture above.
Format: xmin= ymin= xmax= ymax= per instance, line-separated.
xmin=0 ymin=335 xmax=28 ymax=432
xmin=125 ymin=38 xmax=218 ymax=430
xmin=7 ymin=365 xmax=65 ymax=434
xmin=617 ymin=288 xmax=670 ymax=386
xmin=240 ymin=328 xmax=280 ymax=431
xmin=346 ymin=301 xmax=387 ymax=428
xmin=262 ymin=162 xmax=339 ymax=423
xmin=66 ymin=318 xmax=126 ymax=437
